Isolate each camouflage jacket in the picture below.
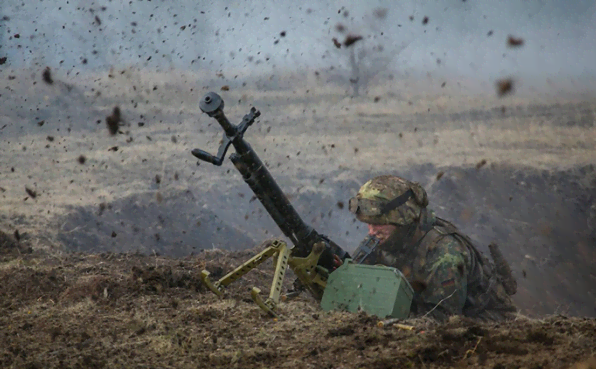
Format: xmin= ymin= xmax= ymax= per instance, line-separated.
xmin=354 ymin=209 xmax=518 ymax=322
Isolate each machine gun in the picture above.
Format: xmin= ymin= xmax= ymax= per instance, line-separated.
xmin=192 ymin=92 xmax=351 ymax=316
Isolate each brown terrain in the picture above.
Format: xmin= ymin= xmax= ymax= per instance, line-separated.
xmin=1 ymin=67 xmax=595 ymax=368
xmin=1 ymin=233 xmax=595 ymax=369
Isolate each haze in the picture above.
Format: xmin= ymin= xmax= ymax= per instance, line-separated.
xmin=2 ymin=0 xmax=596 ymax=95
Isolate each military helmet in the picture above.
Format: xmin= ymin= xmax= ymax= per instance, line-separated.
xmin=349 ymin=175 xmax=429 ymax=226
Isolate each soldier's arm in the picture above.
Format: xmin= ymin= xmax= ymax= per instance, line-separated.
xmin=412 ymin=236 xmax=470 ymax=321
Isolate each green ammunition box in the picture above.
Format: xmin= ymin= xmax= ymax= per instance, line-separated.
xmin=320 ymin=259 xmax=414 ymax=319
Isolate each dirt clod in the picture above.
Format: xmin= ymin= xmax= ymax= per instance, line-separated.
xmin=344 ymin=34 xmax=363 ymax=47
xmin=332 ymin=37 xmax=342 ymax=48
xmin=507 ymin=35 xmax=524 ymax=47
xmin=25 ymin=187 xmax=37 ymax=199
xmin=105 ymin=107 xmax=122 ymax=135
xmin=42 ymin=67 xmax=53 ymax=84
xmin=496 ymin=78 xmax=514 ymax=97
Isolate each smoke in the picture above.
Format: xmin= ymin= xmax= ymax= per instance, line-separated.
xmin=1 ymin=0 xmax=214 ymax=69
xmin=2 ymin=0 xmax=595 ymax=85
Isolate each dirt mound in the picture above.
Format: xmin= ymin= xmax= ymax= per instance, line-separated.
xmin=0 ymin=230 xmax=19 ymax=253
xmin=48 ymin=162 xmax=596 ymax=318
xmin=55 ymin=190 xmax=256 ymax=256
xmin=0 ymin=229 xmax=33 ymax=257
xmin=1 ymin=246 xmax=594 ymax=369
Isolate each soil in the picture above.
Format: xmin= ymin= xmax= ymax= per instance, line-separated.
xmin=1 ymin=231 xmax=595 ymax=369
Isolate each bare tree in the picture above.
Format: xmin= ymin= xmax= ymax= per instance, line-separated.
xmin=327 ymin=8 xmax=412 ymax=97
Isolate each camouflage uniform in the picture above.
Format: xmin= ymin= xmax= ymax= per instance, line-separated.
xmin=349 ymin=175 xmax=518 ymax=322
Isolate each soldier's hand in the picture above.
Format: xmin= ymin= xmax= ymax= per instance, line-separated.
xmin=332 ymin=254 xmax=343 ymax=270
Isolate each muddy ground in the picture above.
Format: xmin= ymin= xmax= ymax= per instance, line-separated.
xmin=1 ymin=67 xmax=596 ymax=367
xmin=1 ymin=233 xmax=596 ymax=369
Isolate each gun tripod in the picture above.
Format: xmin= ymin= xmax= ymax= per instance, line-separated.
xmin=200 ymin=239 xmax=329 ymax=317
xmin=192 ymin=92 xmax=349 ymax=316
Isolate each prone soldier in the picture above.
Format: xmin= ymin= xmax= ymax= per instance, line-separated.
xmin=194 ymin=91 xmax=517 ymax=322
xmin=348 ymin=175 xmax=518 ymax=322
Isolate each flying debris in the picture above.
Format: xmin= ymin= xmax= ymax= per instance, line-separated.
xmin=496 ymin=78 xmax=514 ymax=97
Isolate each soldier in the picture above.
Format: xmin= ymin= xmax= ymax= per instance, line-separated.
xmin=348 ymin=175 xmax=518 ymax=322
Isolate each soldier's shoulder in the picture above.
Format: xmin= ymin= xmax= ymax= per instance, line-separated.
xmin=424 ymin=227 xmax=467 ymax=253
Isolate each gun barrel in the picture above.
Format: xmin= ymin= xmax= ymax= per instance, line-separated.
xmin=195 ymin=92 xmax=349 ymax=267
xmin=230 ymin=149 xmax=313 ymax=255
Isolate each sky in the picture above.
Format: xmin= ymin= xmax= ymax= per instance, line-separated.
xmin=1 ymin=0 xmax=596 ymax=84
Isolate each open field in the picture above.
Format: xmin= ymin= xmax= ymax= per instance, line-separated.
xmin=1 ymin=67 xmax=596 ymax=367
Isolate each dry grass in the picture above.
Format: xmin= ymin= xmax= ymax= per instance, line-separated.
xmin=0 ymin=246 xmax=594 ymax=369
xmin=1 ymin=67 xmax=595 ymax=251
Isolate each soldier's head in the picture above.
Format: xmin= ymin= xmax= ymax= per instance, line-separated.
xmin=349 ymin=175 xmax=429 ymax=242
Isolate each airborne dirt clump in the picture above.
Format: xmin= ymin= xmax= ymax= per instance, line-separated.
xmin=0 ymin=240 xmax=595 ymax=369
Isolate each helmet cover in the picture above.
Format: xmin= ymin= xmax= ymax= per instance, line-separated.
xmin=349 ymin=175 xmax=428 ymax=225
